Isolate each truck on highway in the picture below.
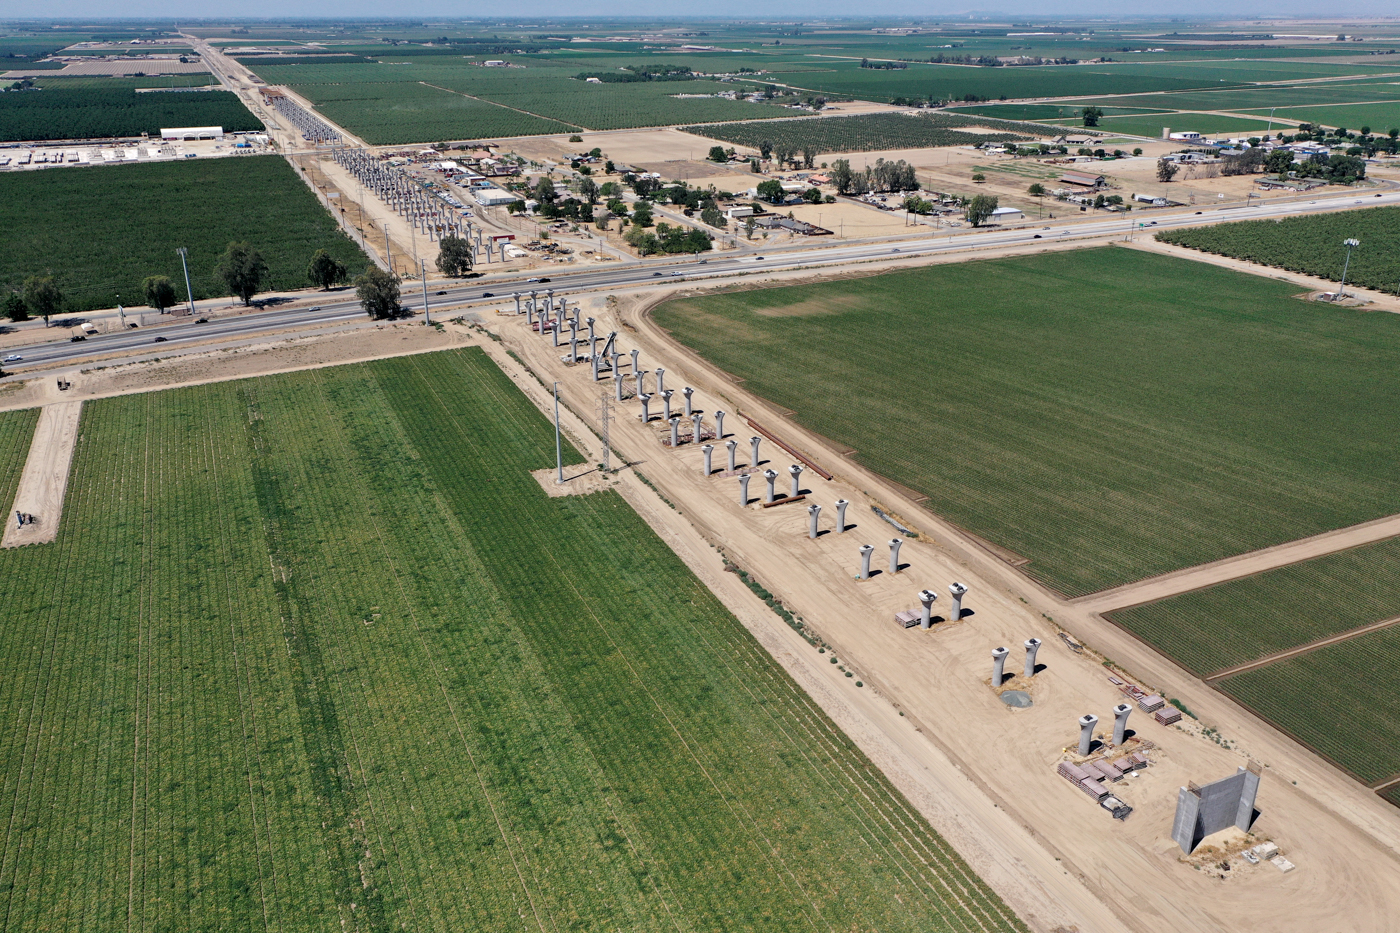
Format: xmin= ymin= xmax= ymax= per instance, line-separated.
xmin=69 ymin=322 xmax=98 ymax=341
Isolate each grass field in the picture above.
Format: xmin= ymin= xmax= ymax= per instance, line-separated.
xmin=1242 ymin=102 xmax=1400 ymax=134
xmin=1158 ymin=207 xmax=1400 ymax=296
xmin=1092 ymin=112 xmax=1276 ymax=138
xmin=1109 ymin=537 xmax=1400 ymax=677
xmin=0 ymin=78 xmax=260 ymax=142
xmin=652 ymin=248 xmax=1400 ymax=597
xmin=0 ymin=156 xmax=370 ymax=313
xmin=0 ymin=408 xmax=39 ymax=508
xmin=0 ymin=348 xmax=1024 ymax=931
xmin=682 ymin=112 xmax=1047 ymax=155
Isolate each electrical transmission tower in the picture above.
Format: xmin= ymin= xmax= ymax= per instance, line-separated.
xmin=596 ymin=392 xmax=614 ymax=473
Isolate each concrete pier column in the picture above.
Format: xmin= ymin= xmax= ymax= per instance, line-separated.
xmin=1024 ymin=638 xmax=1042 ymax=678
xmin=514 ymin=293 xmax=522 ymax=316
xmin=750 ymin=436 xmax=761 ymax=467
xmin=683 ymin=386 xmax=695 ymax=417
xmin=1112 ymin=704 xmax=1132 ymax=746
xmin=570 ymin=336 xmax=579 ymax=362
xmin=611 ymin=352 xmax=621 ymax=378
xmin=714 ymin=410 xmax=725 ymax=439
xmin=949 ymin=582 xmax=968 ymax=621
xmin=572 ymin=307 xmax=580 ymax=329
xmin=529 ymin=289 xmax=538 ymax=314
xmin=859 ymin=545 xmax=874 ymax=580
xmin=693 ymin=412 xmax=704 ymax=444
xmin=808 ymin=504 xmax=821 ymax=539
xmin=662 ymin=390 xmax=674 ymax=422
xmin=888 ymin=538 xmax=902 ymax=574
xmin=918 ymin=589 xmax=937 ymax=629
xmin=725 ymin=439 xmax=737 ymax=473
xmin=835 ymin=499 xmax=850 ymax=533
xmin=763 ymin=469 xmax=778 ymax=504
xmin=992 ymin=647 xmax=1009 ymax=686
xmin=635 ymin=369 xmax=646 ymax=398
xmin=630 ymin=348 xmax=640 ymax=375
xmin=551 ymin=321 xmax=561 ymax=348
xmin=569 ymin=316 xmax=579 ymax=339
xmin=669 ymin=417 xmax=681 ymax=448
xmin=545 ymin=289 xmax=554 ymax=314
xmin=739 ymin=473 xmax=751 ymax=506
xmin=586 ymin=316 xmax=596 ymax=343
xmin=639 ymin=394 xmax=652 ymax=423
xmin=702 ymin=444 xmax=714 ymax=476
xmin=788 ymin=464 xmax=803 ymax=498
xmin=614 ymin=370 xmax=625 ymax=402
xmin=656 ymin=368 xmax=665 ymax=394
xmin=1078 ymin=714 xmax=1099 ymax=756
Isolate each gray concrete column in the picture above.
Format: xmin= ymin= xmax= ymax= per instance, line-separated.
xmin=725 ymin=439 xmax=737 ymax=472
xmin=859 ymin=544 xmax=874 ymax=580
xmin=635 ymin=369 xmax=645 ymax=398
xmin=639 ymin=394 xmax=652 ymax=423
xmin=1078 ymin=714 xmax=1098 ymax=756
xmin=529 ymin=289 xmax=537 ymax=314
xmin=739 ymin=473 xmax=751 ymax=506
xmin=569 ymin=317 xmax=579 ymax=339
xmin=992 ymin=647 xmax=1009 ymax=686
xmin=572 ymin=307 xmax=580 ymax=329
xmin=788 ymin=464 xmax=803 ymax=498
xmin=949 ymin=582 xmax=968 ymax=621
xmin=630 ymin=348 xmax=639 ymax=375
xmin=808 ymin=504 xmax=821 ymax=539
xmin=1024 ymin=638 xmax=1042 ymax=678
xmin=656 ymin=368 xmax=665 ymax=394
xmin=514 ymin=293 xmax=522 ymax=316
xmin=669 ymin=416 xmax=681 ymax=448
xmin=662 ymin=389 xmax=674 ymax=422
xmin=551 ymin=320 xmax=561 ymax=348
xmin=615 ymin=370 xmax=625 ymax=402
xmin=918 ymin=589 xmax=937 ymax=629
xmin=545 ymin=288 xmax=554 ymax=313
xmin=1112 ymin=703 xmax=1132 ymax=746
xmin=587 ymin=316 xmax=596 ymax=343
xmin=611 ymin=352 xmax=621 ymax=378
xmin=702 ymin=444 xmax=714 ymax=476
xmin=714 ymin=410 xmax=725 ymax=439
xmin=835 ymin=499 xmax=849 ymax=533
xmin=570 ymin=336 xmax=579 ymax=362
xmin=763 ymin=469 xmax=778 ymax=504
xmin=888 ymin=537 xmax=902 ymax=574
xmin=750 ymin=436 xmax=761 ymax=467
xmin=683 ymin=386 xmax=695 ymax=417
xmin=693 ymin=412 xmax=704 ymax=444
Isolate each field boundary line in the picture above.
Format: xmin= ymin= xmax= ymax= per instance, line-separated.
xmin=415 ymin=82 xmax=584 ymax=131
xmin=1075 ymin=512 xmax=1400 ymax=613
xmin=1204 ymin=615 xmax=1400 ymax=683
xmin=1371 ymin=773 xmax=1400 ymax=792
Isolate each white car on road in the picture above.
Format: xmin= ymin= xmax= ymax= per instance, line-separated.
xmin=2 ymin=354 xmax=21 ymax=363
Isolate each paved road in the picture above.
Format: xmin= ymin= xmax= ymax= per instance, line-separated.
xmin=6 ymin=187 xmax=1398 ymax=373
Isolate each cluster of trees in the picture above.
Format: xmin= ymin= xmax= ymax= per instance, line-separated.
xmin=925 ymin=53 xmax=1004 ymax=66
xmin=964 ymin=194 xmax=999 ymax=227
xmin=752 ymin=139 xmax=821 ymax=169
xmin=1082 ymin=106 xmax=1104 ymax=127
xmin=625 ymin=222 xmax=712 ymax=256
xmin=859 ymin=58 xmax=907 ymax=70
xmin=828 ymin=158 xmax=919 ymax=195
xmin=574 ymin=64 xmax=696 ymax=83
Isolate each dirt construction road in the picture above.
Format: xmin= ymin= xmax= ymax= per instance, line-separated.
xmin=2 ymin=400 xmax=81 ymax=548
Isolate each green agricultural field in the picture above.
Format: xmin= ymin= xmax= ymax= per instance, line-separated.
xmin=1243 ymin=102 xmax=1400 ymax=134
xmin=1219 ymin=626 xmax=1400 ymax=784
xmin=652 ymin=248 xmax=1400 ymax=597
xmin=0 ymin=156 xmax=370 ymax=313
xmin=0 ymin=349 xmax=1024 ymax=932
xmin=0 ymin=78 xmax=259 ymax=142
xmin=0 ymin=408 xmax=39 ymax=507
xmin=1108 ymin=536 xmax=1400 ymax=678
xmin=1158 ymin=207 xmax=1400 ymax=296
xmin=1092 ymin=112 xmax=1275 ymax=138
xmin=682 ymin=112 xmax=1048 ymax=155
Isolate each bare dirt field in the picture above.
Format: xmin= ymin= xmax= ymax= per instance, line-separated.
xmin=2 ymin=400 xmax=81 ymax=548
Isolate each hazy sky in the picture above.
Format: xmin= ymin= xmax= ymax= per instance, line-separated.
xmin=22 ymin=1 xmax=1400 ymax=20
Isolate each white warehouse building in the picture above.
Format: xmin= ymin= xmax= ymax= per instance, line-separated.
xmin=160 ymin=126 xmax=224 ymax=141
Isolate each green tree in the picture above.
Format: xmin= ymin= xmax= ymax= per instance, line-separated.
xmin=1027 ymin=183 xmax=1046 ymax=197
xmin=1156 ymin=159 xmax=1179 ymax=183
xmin=216 ymin=242 xmax=268 ymax=307
xmin=435 ymin=236 xmax=474 ymax=277
xmin=829 ymin=159 xmax=854 ymax=195
xmin=971 ymin=173 xmax=986 ymax=183
xmin=758 ymin=140 xmax=773 ymax=159
xmin=707 ymin=145 xmax=728 ymax=162
xmin=2 ymin=293 xmax=28 ymax=322
xmin=22 ymin=275 xmax=62 ymax=326
xmin=964 ymin=194 xmax=999 ymax=227
xmin=578 ymin=176 xmax=599 ymax=205
xmin=354 ymin=267 xmax=402 ymax=320
xmin=756 ymin=179 xmax=786 ymax=204
xmin=306 ymin=250 xmax=347 ymax=291
xmin=700 ymin=204 xmax=727 ymax=228
xmin=534 ymin=176 xmax=557 ymax=204
xmin=1265 ymin=148 xmax=1295 ymax=176
xmin=142 ymin=275 xmax=177 ymax=312
xmin=624 ymin=225 xmax=660 ymax=255
xmin=631 ymin=202 xmax=654 ymax=227
xmin=802 ymin=187 xmax=823 ymax=204
xmin=1082 ymin=106 xmax=1103 ymax=127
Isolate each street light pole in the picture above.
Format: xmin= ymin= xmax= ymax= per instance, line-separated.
xmin=175 ymin=247 xmax=195 ymax=316
xmin=1339 ymin=237 xmax=1360 ymax=297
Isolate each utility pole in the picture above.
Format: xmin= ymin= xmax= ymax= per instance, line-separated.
xmin=554 ymin=382 xmax=564 ymax=485
xmin=597 ymin=392 xmax=613 ymax=473
xmin=420 ymin=260 xmax=431 ymax=324
xmin=175 ymin=247 xmax=195 ymax=316
xmin=384 ymin=229 xmax=391 ymax=273
xmin=1339 ymin=237 xmax=1360 ymax=297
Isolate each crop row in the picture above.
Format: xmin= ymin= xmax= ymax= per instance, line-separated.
xmin=683 ymin=111 xmax=1046 ymax=155
xmin=652 ymin=247 xmax=1400 ymax=597
xmin=0 ymin=80 xmax=259 ymax=143
xmin=1158 ymin=207 xmax=1400 ymax=296
xmin=0 ymin=155 xmax=371 ymax=313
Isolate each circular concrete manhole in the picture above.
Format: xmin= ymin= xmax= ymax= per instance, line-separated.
xmin=1000 ymin=690 xmax=1033 ymax=708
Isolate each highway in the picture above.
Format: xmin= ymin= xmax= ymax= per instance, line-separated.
xmin=5 ymin=186 xmax=1398 ymax=373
